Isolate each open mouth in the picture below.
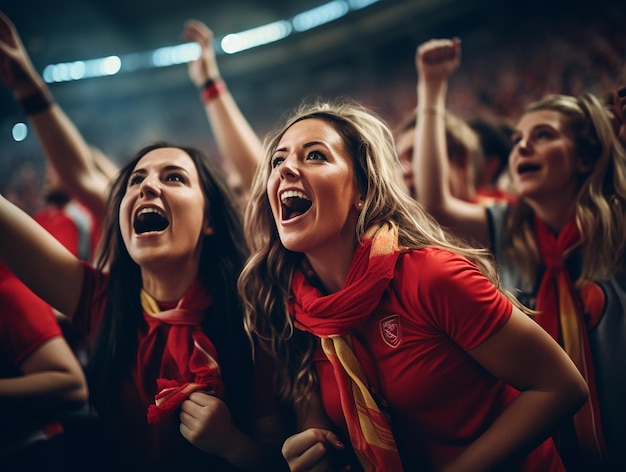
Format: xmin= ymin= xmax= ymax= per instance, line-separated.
xmin=134 ymin=207 xmax=170 ymax=234
xmin=517 ymin=163 xmax=541 ymax=175
xmin=280 ymin=190 xmax=312 ymax=221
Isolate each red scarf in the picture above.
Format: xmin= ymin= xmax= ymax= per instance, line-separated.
xmin=291 ymin=223 xmax=405 ymax=471
xmin=135 ymin=281 xmax=224 ymax=424
xmin=533 ymin=216 xmax=608 ymax=467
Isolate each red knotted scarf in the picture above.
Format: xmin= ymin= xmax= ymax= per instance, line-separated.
xmin=135 ymin=281 xmax=224 ymax=424
xmin=290 ymin=222 xmax=405 ymax=471
xmin=533 ymin=215 xmax=608 ymax=467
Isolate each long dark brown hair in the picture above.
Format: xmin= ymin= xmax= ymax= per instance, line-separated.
xmin=88 ymin=142 xmax=253 ymax=431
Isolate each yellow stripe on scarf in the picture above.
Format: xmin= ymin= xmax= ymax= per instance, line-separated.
xmin=557 ymin=275 xmax=607 ymax=465
xmin=559 ymin=276 xmax=583 ymax=368
xmin=365 ymin=224 xmax=397 ymax=258
xmin=141 ymin=289 xmax=161 ymax=314
xmin=321 ymin=336 xmax=402 ymax=470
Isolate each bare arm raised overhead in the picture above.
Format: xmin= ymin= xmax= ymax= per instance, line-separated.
xmin=183 ymin=19 xmax=262 ymax=191
xmin=413 ymin=38 xmax=490 ymax=247
xmin=0 ymin=11 xmax=114 ymax=221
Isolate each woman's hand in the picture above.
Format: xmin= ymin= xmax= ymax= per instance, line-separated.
xmin=0 ymin=11 xmax=44 ymax=96
xmin=182 ymin=19 xmax=220 ymax=87
xmin=416 ymin=37 xmax=461 ymax=86
xmin=282 ymin=427 xmax=346 ymax=472
xmin=179 ymin=390 xmax=238 ymax=456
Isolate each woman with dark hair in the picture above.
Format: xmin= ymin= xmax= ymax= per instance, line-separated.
xmin=0 ymin=142 xmax=286 ymax=470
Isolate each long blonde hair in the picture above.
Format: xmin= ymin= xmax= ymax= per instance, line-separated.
xmin=238 ymin=100 xmax=508 ymax=403
xmin=506 ymin=93 xmax=626 ymax=286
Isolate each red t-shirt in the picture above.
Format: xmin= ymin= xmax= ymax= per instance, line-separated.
xmin=0 ymin=263 xmax=63 ymax=445
xmin=313 ymin=248 xmax=564 ymax=471
xmin=34 ymin=200 xmax=100 ymax=262
xmin=73 ymin=263 xmax=279 ymax=469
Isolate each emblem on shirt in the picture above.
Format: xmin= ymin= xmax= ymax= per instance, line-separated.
xmin=380 ymin=315 xmax=402 ymax=348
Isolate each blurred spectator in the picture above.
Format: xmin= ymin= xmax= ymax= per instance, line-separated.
xmin=395 ymin=108 xmax=484 ymax=203
xmin=469 ymin=117 xmax=517 ymax=204
xmin=0 ymin=262 xmax=87 ymax=472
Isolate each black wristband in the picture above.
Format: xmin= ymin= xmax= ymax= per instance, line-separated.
xmin=201 ymin=77 xmax=221 ymax=89
xmin=17 ymin=89 xmax=55 ymax=115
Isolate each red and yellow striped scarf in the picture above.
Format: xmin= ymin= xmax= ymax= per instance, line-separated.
xmin=533 ymin=216 xmax=608 ymax=468
xmin=291 ymin=222 xmax=405 ymax=471
xmin=136 ymin=281 xmax=224 ymax=424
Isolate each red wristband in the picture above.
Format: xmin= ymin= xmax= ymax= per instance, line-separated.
xmin=200 ymin=78 xmax=226 ymax=104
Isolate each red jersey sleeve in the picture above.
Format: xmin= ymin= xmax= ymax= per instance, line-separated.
xmin=406 ymin=248 xmax=512 ymax=351
xmin=71 ymin=261 xmax=109 ymax=341
xmin=0 ymin=268 xmax=62 ymax=366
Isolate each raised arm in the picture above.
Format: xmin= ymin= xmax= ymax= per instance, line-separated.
xmin=0 ymin=11 xmax=113 ymax=220
xmin=183 ymin=19 xmax=262 ymax=190
xmin=413 ymin=38 xmax=490 ymax=246
xmin=0 ymin=195 xmax=84 ymax=317
xmin=90 ymin=145 xmax=120 ymax=181
xmin=443 ymin=305 xmax=588 ymax=472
